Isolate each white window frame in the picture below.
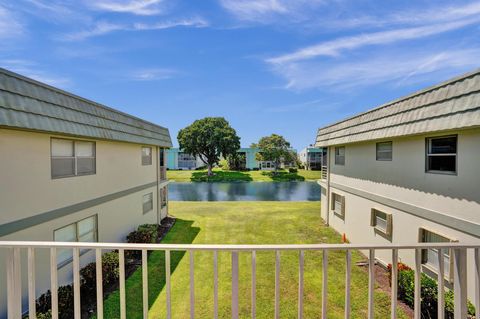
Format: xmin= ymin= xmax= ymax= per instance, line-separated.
xmin=54 ymin=215 xmax=98 ymax=268
xmin=425 ymin=135 xmax=457 ymax=175
xmin=142 ymin=146 xmax=153 ymax=166
xmin=51 ymin=138 xmax=96 ymax=179
xmin=334 ymin=146 xmax=345 ymax=166
xmin=370 ymin=208 xmax=393 ymax=237
xmin=376 ymin=141 xmax=393 ymax=161
xmin=331 ymin=192 xmax=345 ymax=219
xmin=143 ymin=192 xmax=154 ymax=214
xmin=419 ymin=227 xmax=455 ymax=281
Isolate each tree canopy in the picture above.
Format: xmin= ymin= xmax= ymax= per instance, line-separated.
xmin=255 ymin=134 xmax=294 ymax=171
xmin=177 ymin=117 xmax=241 ymax=175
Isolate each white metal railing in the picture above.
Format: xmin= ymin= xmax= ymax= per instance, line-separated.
xmin=1 ymin=241 xmax=479 ymax=319
xmin=321 ymin=165 xmax=327 ymax=180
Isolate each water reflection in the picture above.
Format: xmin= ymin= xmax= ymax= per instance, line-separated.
xmin=168 ymin=182 xmax=320 ymax=201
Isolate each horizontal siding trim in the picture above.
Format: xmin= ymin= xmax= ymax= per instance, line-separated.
xmin=329 ymin=181 xmax=480 ymax=238
xmin=0 ymin=181 xmax=158 ymax=237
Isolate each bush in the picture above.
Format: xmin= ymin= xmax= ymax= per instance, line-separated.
xmin=35 ymin=285 xmax=74 ymax=319
xmin=126 ymin=224 xmax=158 ymax=259
xmin=80 ymin=251 xmax=120 ymax=292
xmin=288 ymin=168 xmax=298 ymax=173
xmin=397 ymin=269 xmax=476 ymax=318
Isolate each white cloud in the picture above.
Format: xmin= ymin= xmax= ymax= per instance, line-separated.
xmin=219 ymin=0 xmax=324 ymax=22
xmin=88 ymin=0 xmax=167 ymax=16
xmin=63 ymin=17 xmax=208 ymax=40
xmin=270 ymin=49 xmax=480 ymax=91
xmin=0 ymin=59 xmax=71 ymax=87
xmin=131 ymin=68 xmax=177 ymax=81
xmin=267 ymin=18 xmax=480 ymax=64
xmin=0 ymin=5 xmax=23 ymax=39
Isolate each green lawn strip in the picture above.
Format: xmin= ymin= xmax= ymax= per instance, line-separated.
xmin=101 ymin=202 xmax=408 ymax=318
xmin=167 ymin=169 xmax=321 ymax=182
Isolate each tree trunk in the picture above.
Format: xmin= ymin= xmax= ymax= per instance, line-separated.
xmin=207 ymin=164 xmax=213 ymax=176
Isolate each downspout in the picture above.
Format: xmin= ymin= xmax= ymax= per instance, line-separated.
xmin=156 ymin=146 xmax=160 ymax=225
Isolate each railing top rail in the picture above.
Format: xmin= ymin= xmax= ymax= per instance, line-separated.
xmin=0 ymin=241 xmax=478 ymax=251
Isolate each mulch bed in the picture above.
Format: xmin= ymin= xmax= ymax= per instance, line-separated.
xmin=356 ymin=260 xmax=414 ymax=318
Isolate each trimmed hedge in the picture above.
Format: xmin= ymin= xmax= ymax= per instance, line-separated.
xmin=80 ymin=251 xmax=120 ymax=292
xmin=126 ymin=224 xmax=158 ymax=259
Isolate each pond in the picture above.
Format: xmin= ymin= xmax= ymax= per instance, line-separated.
xmin=168 ymin=182 xmax=320 ymax=201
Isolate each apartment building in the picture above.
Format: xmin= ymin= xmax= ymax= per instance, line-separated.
xmin=299 ymin=147 xmax=325 ymax=170
xmin=0 ymin=68 xmax=172 ymax=317
xmin=316 ymin=69 xmax=480 ymax=299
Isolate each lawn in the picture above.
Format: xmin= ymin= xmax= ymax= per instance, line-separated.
xmin=167 ymin=168 xmax=321 ymax=182
xmin=101 ymin=202 xmax=408 ymax=318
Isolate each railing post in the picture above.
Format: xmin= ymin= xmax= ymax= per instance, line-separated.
xmin=322 ymin=250 xmax=328 ymax=319
xmin=475 ymin=248 xmax=480 ymax=319
xmin=275 ymin=250 xmax=280 ymax=319
xmin=232 ymin=251 xmax=239 ymax=319
xmin=7 ymin=247 xmax=22 ymax=319
xmin=119 ymin=248 xmax=126 ymax=319
xmin=414 ymin=249 xmax=421 ymax=319
xmin=391 ymin=249 xmax=398 ymax=319
xmin=437 ymin=248 xmax=445 ymax=319
xmin=298 ymin=250 xmax=304 ymax=319
xmin=190 ymin=250 xmax=195 ymax=319
xmin=453 ymin=248 xmax=467 ymax=319
xmin=213 ymin=251 xmax=218 ymax=319
xmin=50 ymin=248 xmax=59 ymax=319
xmin=368 ymin=249 xmax=375 ymax=319
xmin=73 ymin=247 xmax=81 ymax=319
xmin=96 ymin=248 xmax=104 ymax=319
xmin=142 ymin=249 xmax=148 ymax=319
xmin=251 ymin=251 xmax=256 ymax=319
xmin=345 ymin=250 xmax=351 ymax=319
xmin=28 ymin=247 xmax=36 ymax=319
xmin=166 ymin=250 xmax=172 ymax=319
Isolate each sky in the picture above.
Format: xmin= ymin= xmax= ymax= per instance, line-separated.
xmin=1 ymin=0 xmax=480 ymax=150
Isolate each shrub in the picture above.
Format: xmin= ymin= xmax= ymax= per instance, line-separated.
xmin=126 ymin=224 xmax=158 ymax=259
xmin=397 ymin=269 xmax=476 ymax=318
xmin=288 ymin=168 xmax=298 ymax=173
xmin=35 ymin=285 xmax=74 ymax=319
xmin=80 ymin=251 xmax=120 ymax=292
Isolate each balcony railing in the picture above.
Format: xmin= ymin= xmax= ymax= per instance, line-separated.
xmin=2 ymin=241 xmax=479 ymax=319
xmin=160 ymin=166 xmax=167 ymax=181
xmin=321 ymin=165 xmax=327 ymax=180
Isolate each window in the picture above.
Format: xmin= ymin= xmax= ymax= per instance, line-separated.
xmin=54 ymin=215 xmax=97 ymax=267
xmin=51 ymin=138 xmax=96 ymax=178
xmin=142 ymin=193 xmax=153 ymax=214
xmin=331 ymin=192 xmax=345 ymax=218
xmin=376 ymin=142 xmax=392 ymax=161
xmin=335 ymin=147 xmax=345 ymax=165
xmin=419 ymin=228 xmax=454 ymax=280
xmin=160 ymin=187 xmax=167 ymax=208
xmin=426 ymin=136 xmax=457 ymax=174
xmin=142 ymin=147 xmax=152 ymax=166
xmin=370 ymin=209 xmax=393 ymax=236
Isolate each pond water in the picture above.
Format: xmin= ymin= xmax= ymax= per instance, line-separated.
xmin=168 ymin=182 xmax=320 ymax=201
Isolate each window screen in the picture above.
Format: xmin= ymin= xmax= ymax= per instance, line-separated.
xmin=426 ymin=136 xmax=457 ymax=173
xmin=51 ymin=138 xmax=96 ymax=178
xmin=54 ymin=215 xmax=97 ymax=267
xmin=142 ymin=147 xmax=152 ymax=166
xmin=335 ymin=147 xmax=345 ymax=165
xmin=143 ymin=193 xmax=153 ymax=214
xmin=419 ymin=228 xmax=452 ymax=279
xmin=370 ymin=209 xmax=392 ymax=236
xmin=376 ymin=142 xmax=392 ymax=161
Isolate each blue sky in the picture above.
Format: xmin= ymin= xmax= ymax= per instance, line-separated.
xmin=1 ymin=0 xmax=480 ymax=150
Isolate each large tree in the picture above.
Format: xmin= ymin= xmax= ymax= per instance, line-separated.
xmin=177 ymin=117 xmax=241 ymax=176
xmin=255 ymin=134 xmax=294 ymax=172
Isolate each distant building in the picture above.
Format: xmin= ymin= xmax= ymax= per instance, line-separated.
xmin=0 ymin=68 xmax=172 ymax=317
xmin=167 ymin=147 xmax=297 ymax=170
xmin=316 ymin=69 xmax=480 ymax=300
xmin=299 ymin=147 xmax=325 ymax=170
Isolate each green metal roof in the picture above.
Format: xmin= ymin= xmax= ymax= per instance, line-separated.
xmin=0 ymin=68 xmax=172 ymax=147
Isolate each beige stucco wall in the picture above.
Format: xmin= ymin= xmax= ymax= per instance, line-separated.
xmin=0 ymin=128 xmax=169 ymax=318
xmin=0 ymin=129 xmax=160 ymax=225
xmin=321 ymin=127 xmax=480 ymax=300
xmin=328 ymin=128 xmax=480 ymax=223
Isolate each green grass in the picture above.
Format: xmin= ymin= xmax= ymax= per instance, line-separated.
xmin=101 ymin=202 xmax=408 ymax=318
xmin=167 ymin=168 xmax=321 ymax=182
